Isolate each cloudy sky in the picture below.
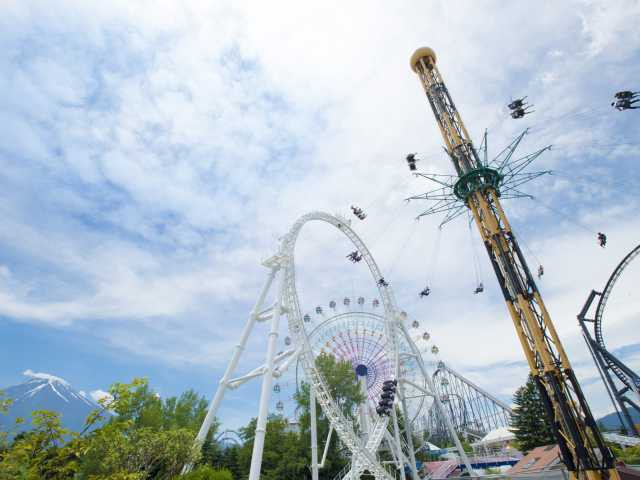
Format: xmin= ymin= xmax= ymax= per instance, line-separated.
xmin=0 ymin=1 xmax=639 ymax=431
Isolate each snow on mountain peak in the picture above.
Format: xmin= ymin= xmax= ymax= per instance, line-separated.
xmin=2 ymin=371 xmax=100 ymax=434
xmin=23 ymin=369 xmax=70 ymax=387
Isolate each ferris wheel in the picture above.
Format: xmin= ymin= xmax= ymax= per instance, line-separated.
xmin=185 ymin=211 xmax=474 ymax=479
xmin=579 ymin=243 xmax=640 ymax=437
xmin=295 ymin=298 xmax=438 ymax=429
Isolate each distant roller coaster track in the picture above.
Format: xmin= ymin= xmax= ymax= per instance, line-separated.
xmin=578 ymin=243 xmax=640 ymax=437
xmin=215 ymin=429 xmax=243 ymax=446
xmin=423 ymin=363 xmax=512 ymax=443
xmin=593 ymin=244 xmax=640 ymax=389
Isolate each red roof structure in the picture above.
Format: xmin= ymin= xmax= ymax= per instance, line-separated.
xmin=508 ymin=444 xmax=562 ymax=475
xmin=509 ymin=445 xmax=640 ymax=479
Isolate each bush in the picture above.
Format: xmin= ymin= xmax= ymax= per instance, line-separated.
xmin=179 ymin=465 xmax=233 ymax=480
xmin=618 ymin=445 xmax=640 ymax=465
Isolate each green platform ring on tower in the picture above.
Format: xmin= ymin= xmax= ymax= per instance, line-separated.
xmin=453 ymin=167 xmax=503 ymax=201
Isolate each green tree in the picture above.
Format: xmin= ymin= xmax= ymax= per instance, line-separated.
xmin=510 ymin=374 xmax=555 ymax=452
xmin=0 ymin=363 xmax=374 ymax=479
xmin=181 ymin=464 xmax=233 ymax=480
xmin=233 ymin=353 xmax=365 ymax=479
xmin=0 ymin=379 xmax=218 ymax=479
xmin=78 ymin=378 xmax=203 ymax=479
xmin=0 ymin=390 xmax=12 ymax=453
xmin=293 ymin=352 xmax=366 ymax=478
xmin=0 ymin=410 xmax=83 ymax=479
xmin=608 ymin=443 xmax=640 ymax=465
xmin=236 ymin=415 xmax=307 ymax=480
xmin=215 ymin=444 xmax=241 ymax=479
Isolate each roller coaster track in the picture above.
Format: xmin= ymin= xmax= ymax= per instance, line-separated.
xmin=423 ymin=364 xmax=512 ymax=443
xmin=283 ymin=212 xmax=395 ymax=479
xmin=578 ymin=243 xmax=640 ymax=437
xmin=594 ymin=244 xmax=640 ymax=389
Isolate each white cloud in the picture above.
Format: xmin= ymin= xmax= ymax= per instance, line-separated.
xmin=0 ymin=0 xmax=639 ymax=425
xmin=89 ymin=389 xmax=113 ymax=405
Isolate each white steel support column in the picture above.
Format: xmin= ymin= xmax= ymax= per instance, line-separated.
xmin=388 ymin=316 xmax=406 ymax=480
xmin=358 ymin=375 xmax=369 ymax=442
xmin=383 ymin=429 xmax=407 ymax=472
xmin=397 ymin=320 xmax=476 ymax=476
xmin=319 ymin=426 xmax=333 ymax=468
xmin=248 ymin=268 xmax=286 ymax=480
xmin=184 ymin=267 xmax=278 ymax=474
xmin=398 ymin=386 xmax=420 ymax=480
xmin=310 ymin=386 xmax=319 ymax=480
xmin=390 ymin=405 xmax=407 ymax=480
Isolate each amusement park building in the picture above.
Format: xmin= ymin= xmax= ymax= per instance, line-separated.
xmin=471 ymin=426 xmax=517 ymax=455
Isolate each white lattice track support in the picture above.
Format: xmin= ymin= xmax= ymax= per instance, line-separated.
xmin=248 ymin=268 xmax=287 ymax=480
xmin=280 ymin=212 xmax=470 ymax=480
xmin=182 ymin=266 xmax=278 ymax=474
xmin=187 ymin=211 xmax=471 ymax=478
xmin=283 ymin=212 xmax=398 ymax=479
xmin=310 ymin=386 xmax=319 ymax=480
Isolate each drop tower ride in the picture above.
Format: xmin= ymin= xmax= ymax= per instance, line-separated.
xmin=409 ymin=47 xmax=618 ymax=480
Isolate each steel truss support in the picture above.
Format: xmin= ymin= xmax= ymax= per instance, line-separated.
xmin=249 ymin=268 xmax=287 ymax=479
xmin=399 ymin=384 xmax=420 ymax=480
xmin=183 ymin=265 xmax=279 ymax=474
xmin=427 ymin=363 xmax=513 ymax=442
xmin=310 ymin=386 xmax=319 ymax=480
xmin=397 ymin=312 xmax=475 ymax=476
xmin=320 ymin=426 xmax=333 ymax=469
xmin=186 ymin=253 xmax=298 ymax=480
xmin=410 ymin=47 xmax=617 ymax=479
xmin=384 ymin=428 xmax=408 ymax=474
xmin=391 ymin=405 xmax=408 ymax=479
xmin=188 ymin=211 xmax=473 ymax=479
xmin=578 ymin=290 xmax=640 ymax=437
xmin=226 ymin=348 xmax=299 ymax=389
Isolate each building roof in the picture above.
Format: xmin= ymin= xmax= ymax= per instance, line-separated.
xmin=475 ymin=426 xmax=516 ymax=445
xmin=508 ymin=444 xmax=561 ymax=475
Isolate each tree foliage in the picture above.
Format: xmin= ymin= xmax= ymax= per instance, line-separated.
xmin=0 ymin=378 xmax=210 ymax=479
xmin=0 ymin=390 xmax=12 ymax=453
xmin=0 ymin=409 xmax=82 ymax=479
xmin=510 ymin=374 xmax=556 ymax=452
xmin=293 ymin=352 xmax=365 ymax=477
xmin=609 ymin=443 xmax=640 ymax=465
xmin=181 ymin=465 xmax=233 ymax=480
xmin=0 ymin=353 xmax=367 ymax=479
xmin=236 ymin=416 xmax=307 ymax=480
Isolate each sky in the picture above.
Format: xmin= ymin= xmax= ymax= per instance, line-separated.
xmin=0 ymin=0 xmax=639 ymax=432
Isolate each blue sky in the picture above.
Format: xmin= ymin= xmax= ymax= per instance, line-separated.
xmin=0 ymin=1 xmax=639 ymax=431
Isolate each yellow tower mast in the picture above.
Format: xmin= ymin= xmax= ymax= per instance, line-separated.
xmin=409 ymin=47 xmax=618 ymax=480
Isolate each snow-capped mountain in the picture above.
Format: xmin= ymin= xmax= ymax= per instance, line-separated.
xmin=0 ymin=370 xmax=100 ymax=434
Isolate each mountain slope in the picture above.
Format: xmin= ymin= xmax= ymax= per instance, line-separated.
xmin=1 ymin=370 xmax=100 ymax=434
xmin=598 ymin=408 xmax=640 ymax=431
